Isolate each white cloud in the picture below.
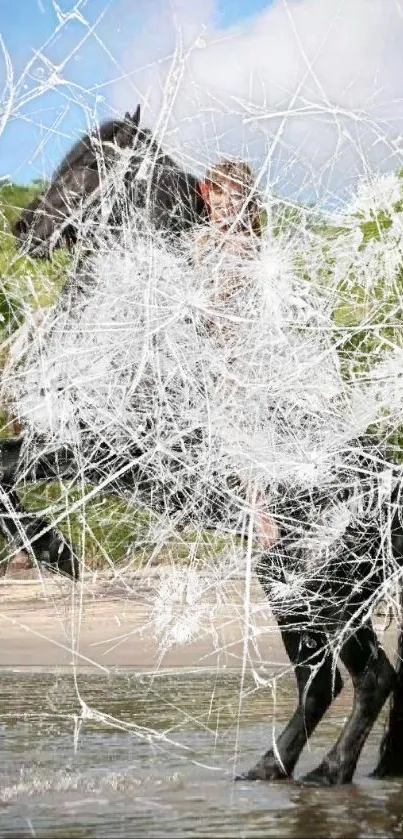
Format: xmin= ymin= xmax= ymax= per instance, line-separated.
xmin=113 ymin=0 xmax=403 ymax=206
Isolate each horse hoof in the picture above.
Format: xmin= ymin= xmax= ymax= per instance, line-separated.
xmin=48 ymin=537 xmax=79 ymax=580
xmin=300 ymin=765 xmax=343 ymax=786
xmin=371 ymin=763 xmax=403 ymax=779
xmin=235 ymin=758 xmax=288 ymax=782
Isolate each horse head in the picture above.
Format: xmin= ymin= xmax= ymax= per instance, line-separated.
xmin=13 ymin=107 xmax=143 ymax=258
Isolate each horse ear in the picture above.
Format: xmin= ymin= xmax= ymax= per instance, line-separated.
xmin=124 ymin=111 xmax=131 ymax=121
xmin=132 ymin=105 xmax=140 ymax=127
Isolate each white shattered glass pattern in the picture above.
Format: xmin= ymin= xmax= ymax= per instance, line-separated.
xmin=1 ymin=0 xmax=403 ymax=779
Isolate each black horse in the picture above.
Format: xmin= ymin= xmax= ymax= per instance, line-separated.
xmin=6 ymin=108 xmax=403 ymax=786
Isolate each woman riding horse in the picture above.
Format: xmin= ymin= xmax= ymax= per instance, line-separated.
xmin=6 ymin=109 xmax=403 ymax=786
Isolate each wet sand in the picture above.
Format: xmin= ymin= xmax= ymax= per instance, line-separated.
xmin=0 ymin=567 xmax=398 ymax=672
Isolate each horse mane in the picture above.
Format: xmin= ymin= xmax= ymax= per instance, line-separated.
xmin=51 ymin=107 xmax=141 ymax=182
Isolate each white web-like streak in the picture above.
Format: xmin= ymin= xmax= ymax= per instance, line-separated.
xmin=2 ymin=0 xmax=403 ymax=782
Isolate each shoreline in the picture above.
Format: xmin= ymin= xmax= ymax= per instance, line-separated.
xmin=0 ymin=570 xmax=398 ymax=673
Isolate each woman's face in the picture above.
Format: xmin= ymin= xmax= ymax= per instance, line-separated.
xmin=207 ymin=179 xmax=247 ymax=228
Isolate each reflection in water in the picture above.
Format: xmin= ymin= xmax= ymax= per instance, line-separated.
xmin=0 ymin=670 xmax=402 ymax=838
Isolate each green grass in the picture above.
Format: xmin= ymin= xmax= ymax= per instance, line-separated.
xmin=14 ymin=480 xmax=233 ymax=572
xmin=0 ymin=184 xmax=70 ymax=441
xmin=0 ymin=182 xmax=69 ymax=317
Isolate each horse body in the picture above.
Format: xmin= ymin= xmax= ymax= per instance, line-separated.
xmin=6 ymin=107 xmax=403 ymax=785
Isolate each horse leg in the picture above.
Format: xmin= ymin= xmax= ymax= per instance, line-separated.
xmin=0 ymin=438 xmax=78 ymax=578
xmin=236 ymin=614 xmax=343 ymax=781
xmin=301 ymin=622 xmax=395 ymax=786
xmin=372 ymin=621 xmax=403 ymax=777
xmin=0 ymin=487 xmax=78 ymax=579
xmin=372 ymin=522 xmax=403 ymax=778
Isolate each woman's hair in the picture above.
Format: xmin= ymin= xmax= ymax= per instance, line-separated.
xmin=202 ymin=158 xmax=263 ymax=237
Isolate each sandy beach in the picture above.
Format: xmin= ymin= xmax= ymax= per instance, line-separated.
xmin=0 ymin=564 xmax=398 ymax=673
xmin=0 ymin=566 xmax=285 ymax=672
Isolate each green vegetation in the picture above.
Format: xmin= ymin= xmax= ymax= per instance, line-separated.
xmin=0 ymin=182 xmax=68 ymax=319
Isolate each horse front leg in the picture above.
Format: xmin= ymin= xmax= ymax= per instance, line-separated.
xmin=302 ymin=622 xmax=395 ymax=786
xmin=372 ymin=528 xmax=403 ymax=778
xmin=236 ymin=614 xmax=343 ymax=781
xmin=372 ymin=622 xmax=403 ymax=778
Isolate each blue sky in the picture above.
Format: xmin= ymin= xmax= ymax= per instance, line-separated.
xmin=3 ymin=0 xmax=402 ymax=206
xmin=0 ymin=0 xmax=272 ymax=183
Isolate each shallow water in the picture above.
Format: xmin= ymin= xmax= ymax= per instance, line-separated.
xmin=0 ymin=669 xmax=402 ymax=838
